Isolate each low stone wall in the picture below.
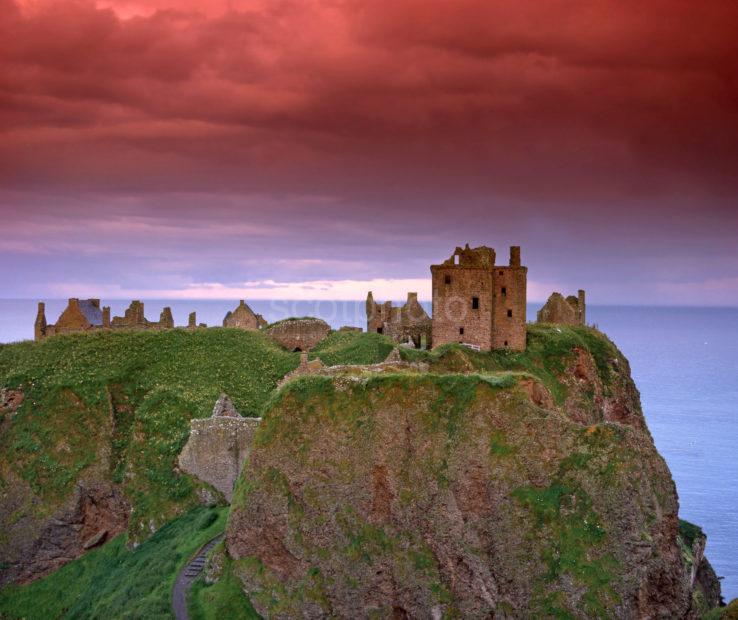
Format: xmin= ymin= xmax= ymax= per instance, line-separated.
xmin=265 ymin=318 xmax=331 ymax=351
xmin=178 ymin=416 xmax=260 ymax=503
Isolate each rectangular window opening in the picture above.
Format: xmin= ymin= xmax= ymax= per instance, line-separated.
xmin=444 ymin=275 xmax=451 ymax=285
xmin=377 ymin=327 xmax=383 ymax=334
xmin=507 ymin=309 xmax=513 ymax=318
xmin=472 ymin=297 xmax=479 ymax=310
xmin=501 ymin=287 xmax=507 ymax=296
xmin=459 ymin=327 xmax=464 ymax=335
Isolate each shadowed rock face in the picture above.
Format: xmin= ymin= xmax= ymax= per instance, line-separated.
xmin=225 ymin=347 xmax=703 ymax=619
xmin=1 ymin=480 xmax=129 ymax=586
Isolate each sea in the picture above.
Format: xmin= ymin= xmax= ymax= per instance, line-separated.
xmin=1 ymin=299 xmax=736 ymax=600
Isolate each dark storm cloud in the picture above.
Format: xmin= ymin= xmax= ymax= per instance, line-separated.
xmin=1 ymin=0 xmax=737 ymax=303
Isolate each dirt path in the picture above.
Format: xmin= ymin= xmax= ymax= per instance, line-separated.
xmin=172 ymin=534 xmax=223 ymax=620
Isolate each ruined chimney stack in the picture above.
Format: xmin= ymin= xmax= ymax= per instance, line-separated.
xmin=102 ymin=306 xmax=111 ymax=328
xmin=509 ymin=246 xmax=521 ymax=267
xmin=34 ymin=302 xmax=47 ymax=341
xmin=578 ymin=289 xmax=586 ymax=325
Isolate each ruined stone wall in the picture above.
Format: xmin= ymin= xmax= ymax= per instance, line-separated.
xmin=110 ymin=301 xmax=173 ymax=330
xmin=178 ymin=416 xmax=260 ymax=503
xmin=265 ymin=318 xmax=331 ymax=351
xmin=366 ymin=292 xmax=432 ymax=348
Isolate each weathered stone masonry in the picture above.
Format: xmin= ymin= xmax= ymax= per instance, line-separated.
xmin=537 ymin=290 xmax=586 ymax=326
xmin=35 ymin=299 xmax=187 ymax=341
xmin=222 ymin=300 xmax=267 ymax=331
xmin=365 ymin=291 xmax=432 ymax=348
xmin=431 ymin=245 xmax=527 ymax=351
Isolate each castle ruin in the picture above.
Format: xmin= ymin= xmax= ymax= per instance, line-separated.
xmin=430 ymin=245 xmax=527 ymax=351
xmin=35 ymin=299 xmax=176 ymax=341
xmin=222 ymin=300 xmax=267 ymax=330
xmin=365 ymin=291 xmax=432 ymax=349
xmin=537 ymin=290 xmax=586 ymax=325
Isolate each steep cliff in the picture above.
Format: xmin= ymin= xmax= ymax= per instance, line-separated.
xmin=0 ymin=328 xmax=297 ymax=585
xmin=226 ymin=326 xmax=720 ymax=618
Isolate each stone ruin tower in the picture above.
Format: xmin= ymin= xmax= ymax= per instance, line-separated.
xmin=431 ymin=245 xmax=527 ymax=351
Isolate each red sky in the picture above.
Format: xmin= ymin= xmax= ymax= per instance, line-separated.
xmin=1 ymin=0 xmax=737 ymax=304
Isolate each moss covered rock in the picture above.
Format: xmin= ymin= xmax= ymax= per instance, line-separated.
xmin=226 ymin=353 xmax=693 ymax=618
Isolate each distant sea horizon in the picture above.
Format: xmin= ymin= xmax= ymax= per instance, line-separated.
xmin=1 ymin=299 xmax=736 ymax=600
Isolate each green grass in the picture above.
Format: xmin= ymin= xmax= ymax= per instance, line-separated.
xmin=0 ymin=328 xmax=298 ymax=539
xmin=266 ymin=317 xmax=319 ymax=329
xmin=309 ymin=331 xmax=395 ymax=366
xmin=0 ymin=506 xmax=228 ymax=620
xmin=188 ymin=545 xmax=260 ymax=620
xmin=400 ymin=323 xmax=622 ymax=405
xmin=679 ymin=519 xmax=705 ymax=549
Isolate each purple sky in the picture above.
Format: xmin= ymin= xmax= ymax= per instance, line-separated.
xmin=1 ymin=0 xmax=737 ymax=305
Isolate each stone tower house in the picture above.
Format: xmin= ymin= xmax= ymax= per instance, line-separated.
xmin=430 ymin=245 xmax=527 ymax=351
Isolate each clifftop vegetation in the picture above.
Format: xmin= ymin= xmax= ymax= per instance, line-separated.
xmin=0 ymin=325 xmax=725 ymax=618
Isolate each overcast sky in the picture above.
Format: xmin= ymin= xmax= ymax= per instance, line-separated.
xmin=1 ymin=0 xmax=737 ymax=304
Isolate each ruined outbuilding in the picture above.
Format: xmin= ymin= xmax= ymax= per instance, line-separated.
xmin=537 ymin=290 xmax=586 ymax=326
xmin=177 ymin=394 xmax=260 ymax=503
xmin=34 ymin=299 xmax=168 ymax=340
xmin=265 ymin=318 xmax=331 ymax=351
xmin=366 ymin=291 xmax=432 ymax=349
xmin=110 ymin=300 xmax=174 ymax=330
xmin=35 ymin=299 xmax=183 ymax=340
xmin=431 ymin=245 xmax=527 ymax=351
xmin=222 ymin=300 xmax=267 ymax=331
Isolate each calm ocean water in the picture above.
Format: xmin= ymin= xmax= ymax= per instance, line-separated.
xmin=1 ymin=300 xmax=736 ymax=599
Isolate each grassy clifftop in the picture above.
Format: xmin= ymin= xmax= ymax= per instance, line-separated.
xmin=0 ymin=328 xmax=298 ymax=559
xmin=226 ymin=369 xmax=685 ymax=618
xmin=0 ymin=324 xmax=721 ymax=617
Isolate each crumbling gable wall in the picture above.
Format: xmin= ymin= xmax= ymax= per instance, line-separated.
xmin=178 ymin=395 xmax=260 ymax=503
xmin=265 ymin=318 xmax=331 ymax=351
xmin=365 ymin=291 xmax=432 ymax=348
xmin=430 ymin=245 xmax=527 ymax=351
xmin=537 ymin=290 xmax=586 ymax=325
xmin=222 ymin=300 xmax=267 ymax=330
xmin=35 ymin=298 xmax=108 ymax=340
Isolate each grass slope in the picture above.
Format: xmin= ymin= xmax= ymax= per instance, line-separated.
xmin=188 ymin=544 xmax=259 ymax=620
xmin=0 ymin=328 xmax=298 ymax=539
xmin=0 ymin=506 xmax=227 ymax=620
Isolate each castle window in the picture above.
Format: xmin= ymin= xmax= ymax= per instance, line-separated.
xmin=499 ymin=270 xmax=504 ymax=276
xmin=377 ymin=327 xmax=383 ymax=334
xmin=501 ymin=287 xmax=507 ymax=296
xmin=504 ymin=340 xmax=508 ymax=346
xmin=444 ymin=275 xmax=451 ymax=285
xmin=472 ymin=297 xmax=479 ymax=310
xmin=507 ymin=309 xmax=513 ymax=318
xmin=459 ymin=327 xmax=464 ymax=335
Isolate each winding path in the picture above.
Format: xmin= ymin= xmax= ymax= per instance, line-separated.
xmin=172 ymin=534 xmax=224 ymax=620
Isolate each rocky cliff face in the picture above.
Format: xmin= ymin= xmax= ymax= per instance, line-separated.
xmin=226 ymin=329 xmax=719 ymax=619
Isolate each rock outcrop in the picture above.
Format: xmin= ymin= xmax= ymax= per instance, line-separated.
xmin=225 ymin=333 xmax=717 ymax=619
xmin=0 ymin=479 xmax=129 ymax=585
xmin=178 ymin=395 xmax=260 ymax=503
